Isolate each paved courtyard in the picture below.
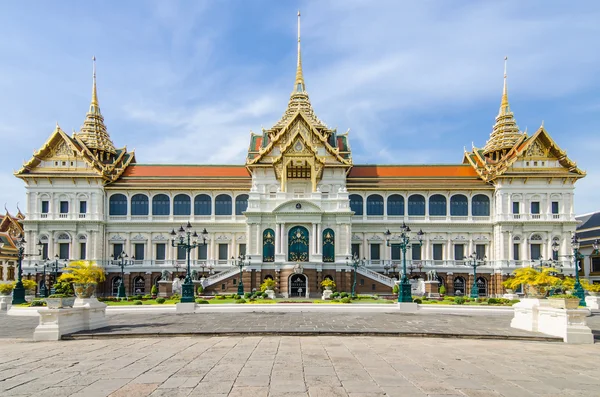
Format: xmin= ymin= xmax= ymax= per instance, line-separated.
xmin=1 ymin=335 xmax=599 ymax=397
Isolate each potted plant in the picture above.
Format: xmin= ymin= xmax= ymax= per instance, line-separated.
xmin=503 ymin=267 xmax=560 ymax=298
xmin=45 ymin=293 xmax=76 ymax=309
xmin=260 ymin=278 xmax=276 ymax=299
xmin=58 ymin=260 xmax=106 ymax=299
xmin=151 ymin=284 xmax=158 ymax=299
xmin=439 ymin=285 xmax=446 ymax=296
xmin=548 ymin=293 xmax=581 ymax=309
xmin=586 ymin=283 xmax=600 ymax=296
xmin=0 ymin=283 xmax=13 ymax=296
xmin=321 ymin=279 xmax=336 ymax=291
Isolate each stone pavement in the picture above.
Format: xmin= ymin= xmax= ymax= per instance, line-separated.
xmin=1 ymin=336 xmax=599 ymax=397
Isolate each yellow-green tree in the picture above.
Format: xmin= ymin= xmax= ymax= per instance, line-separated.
xmin=503 ymin=267 xmax=560 ymax=296
xmin=58 ymin=260 xmax=106 ymax=284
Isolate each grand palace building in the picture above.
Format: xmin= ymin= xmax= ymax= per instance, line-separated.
xmin=11 ymin=17 xmax=588 ymax=298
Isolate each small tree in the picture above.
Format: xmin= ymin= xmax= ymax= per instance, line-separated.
xmin=197 ymin=285 xmax=204 ymax=295
xmin=439 ymin=285 xmax=446 ymax=295
xmin=392 ymin=284 xmax=399 ymax=295
xmin=58 ymin=260 xmax=106 ymax=284
xmin=151 ymin=284 xmax=158 ymax=297
xmin=503 ymin=267 xmax=560 ymax=297
xmin=260 ymin=278 xmax=276 ymax=292
xmin=321 ymin=279 xmax=336 ymax=291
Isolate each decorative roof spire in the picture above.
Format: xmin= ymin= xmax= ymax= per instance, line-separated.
xmin=483 ymin=56 xmax=522 ymax=157
xmin=294 ymin=10 xmax=305 ymax=94
xmin=76 ymin=56 xmax=117 ymax=157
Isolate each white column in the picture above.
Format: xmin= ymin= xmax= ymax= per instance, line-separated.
xmin=317 ymin=224 xmax=322 ymax=254
xmin=312 ymin=223 xmax=317 ymax=255
xmin=210 ymin=236 xmax=216 ymax=262
xmin=2 ymin=261 xmax=7 ymax=281
xmin=275 ymin=224 xmax=281 ymax=255
xmin=508 ymin=231 xmax=513 ymax=262
xmin=346 ymin=224 xmax=351 ymax=256
xmin=280 ymin=224 xmax=286 ymax=258
xmin=255 ymin=224 xmax=261 ymax=255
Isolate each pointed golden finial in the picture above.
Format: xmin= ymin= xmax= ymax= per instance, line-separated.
xmin=500 ymin=56 xmax=508 ymax=110
xmin=294 ymin=10 xmax=305 ymax=93
xmin=91 ymin=55 xmax=99 ymax=107
xmin=541 ymin=120 xmax=544 ymax=128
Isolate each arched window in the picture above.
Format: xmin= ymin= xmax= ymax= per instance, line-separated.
xmin=453 ymin=276 xmax=465 ymax=296
xmin=132 ymin=276 xmax=145 ymax=294
xmin=387 ymin=194 xmax=404 ymax=216
xmin=173 ymin=194 xmax=191 ymax=216
xmin=450 ymin=194 xmax=468 ymax=216
xmin=366 ymin=194 xmax=384 ymax=216
xmin=476 ymin=277 xmax=488 ymax=297
xmin=215 ymin=194 xmax=232 ymax=215
xmin=194 ymin=194 xmax=211 ymax=215
xmin=111 ymin=276 xmax=122 ymax=296
xmin=235 ymin=194 xmax=249 ymax=215
xmin=263 ymin=229 xmax=275 ymax=262
xmin=408 ymin=194 xmax=425 ymax=216
xmin=109 ymin=194 xmax=127 ymax=216
xmin=152 ymin=194 xmax=170 ymax=215
xmin=323 ymin=228 xmax=335 ymax=263
xmin=472 ymin=194 xmax=490 ymax=216
xmin=349 ymin=194 xmax=363 ymax=215
xmin=131 ymin=194 xmax=149 ymax=216
xmin=288 ymin=226 xmax=309 ymax=262
xmin=429 ymin=194 xmax=447 ymax=216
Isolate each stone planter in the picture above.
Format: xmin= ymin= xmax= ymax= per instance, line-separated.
xmin=45 ymin=297 xmax=76 ymax=309
xmin=548 ymin=298 xmax=580 ymax=309
xmin=73 ymin=283 xmax=97 ymax=299
xmin=587 ymin=291 xmax=600 ymax=297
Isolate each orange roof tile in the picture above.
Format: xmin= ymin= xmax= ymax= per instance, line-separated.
xmin=121 ymin=165 xmax=251 ymax=178
xmin=348 ymin=165 xmax=479 ymax=178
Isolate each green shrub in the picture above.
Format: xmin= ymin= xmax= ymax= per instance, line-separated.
xmin=332 ymin=298 xmax=340 ymax=302
xmin=444 ymin=296 xmax=455 ymax=302
xmin=235 ymin=298 xmax=246 ymax=304
xmin=30 ymin=299 xmax=46 ymax=307
xmin=488 ymin=298 xmax=499 ymax=304
xmin=413 ymin=298 xmax=422 ymax=304
xmin=143 ymin=294 xmax=152 ymax=299
xmin=476 ymin=297 xmax=487 ymax=303
xmin=133 ymin=300 xmax=143 ymax=305
xmin=195 ymin=299 xmax=209 ymax=304
xmin=340 ymin=297 xmax=352 ymax=303
xmin=509 ymin=299 xmax=520 ymax=305
xmin=47 ymin=294 xmax=67 ymax=298
xmin=170 ymin=294 xmax=180 ymax=301
xmin=229 ymin=294 xmax=238 ymax=299
xmin=215 ymin=295 xmax=226 ymax=300
xmin=439 ymin=285 xmax=446 ymax=295
xmin=249 ymin=297 xmax=256 ymax=302
xmin=133 ymin=294 xmax=143 ymax=300
xmin=156 ymin=298 xmax=166 ymax=304
xmin=340 ymin=292 xmax=349 ymax=298
xmin=0 ymin=283 xmax=14 ymax=295
xmin=549 ymin=294 xmax=580 ymax=299
xmin=261 ymin=292 xmax=268 ymax=298
xmin=53 ymin=280 xmax=74 ymax=296
xmin=392 ymin=284 xmax=399 ymax=294
xmin=455 ymin=297 xmax=465 ymax=305
xmin=244 ymin=292 xmax=252 ymax=299
xmin=331 ymin=292 xmax=340 ymax=298
xmin=151 ymin=285 xmax=158 ymax=296
xmin=197 ymin=285 xmax=204 ymax=295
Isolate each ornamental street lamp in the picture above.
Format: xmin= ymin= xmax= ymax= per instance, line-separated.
xmin=46 ymin=255 xmax=67 ymax=295
xmin=34 ymin=262 xmax=49 ymax=298
xmin=345 ymin=254 xmax=366 ymax=297
xmin=383 ymin=261 xmax=398 ymax=279
xmin=170 ymin=222 xmax=208 ymax=303
xmin=385 ymin=224 xmax=424 ymax=303
xmin=571 ymin=234 xmax=587 ymax=307
xmin=465 ymin=252 xmax=486 ymax=299
xmin=231 ymin=254 xmax=251 ymax=295
xmin=0 ymin=234 xmax=43 ymax=305
xmin=111 ymin=251 xmax=134 ymax=299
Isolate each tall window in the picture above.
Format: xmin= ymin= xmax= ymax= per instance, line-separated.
xmin=366 ymin=195 xmax=383 ymax=216
xmin=592 ymin=257 xmax=600 ymax=273
xmin=551 ymin=201 xmax=559 ymax=214
xmin=197 ymin=244 xmax=208 ymax=260
xmin=109 ymin=194 xmax=127 ymax=216
xmin=135 ymin=243 xmax=145 ymax=261
xmin=173 ymin=194 xmax=191 ymax=216
xmin=79 ymin=201 xmax=87 ymax=214
xmin=387 ymin=194 xmax=404 ymax=216
xmin=531 ymin=201 xmax=540 ymax=214
xmin=322 ymin=229 xmax=335 ymax=263
xmin=454 ymin=244 xmax=465 ymax=261
xmin=513 ymin=244 xmax=520 ymax=261
xmin=263 ymin=229 xmax=275 ymax=262
xmin=156 ymin=244 xmax=166 ymax=260
xmin=152 ymin=194 xmax=170 ymax=216
xmin=288 ymin=226 xmax=309 ymax=262
xmin=60 ymin=201 xmax=69 ymax=214
xmin=41 ymin=243 xmax=48 ymax=260
xmin=41 ymin=201 xmax=49 ymax=214
xmin=450 ymin=195 xmax=468 ymax=216
xmin=391 ymin=244 xmax=401 ymax=260
xmin=512 ymin=202 xmax=520 ymax=214
xmin=433 ymin=244 xmax=443 ymax=261
xmin=79 ymin=242 xmax=86 ymax=260
xmin=408 ymin=195 xmax=425 ymax=216
xmin=133 ymin=277 xmax=145 ymax=294
xmin=351 ymin=243 xmax=360 ymax=258
xmin=194 ymin=194 xmax=212 ymax=215
xmin=429 ymin=194 xmax=447 ymax=216
xmin=239 ymin=244 xmax=246 ymax=256
xmin=530 ymin=244 xmax=541 ymax=260
xmin=215 ymin=194 xmax=232 ymax=215
xmin=131 ymin=194 xmax=149 ymax=216
xmin=59 ymin=243 xmax=69 ymax=260
xmin=177 ymin=245 xmax=186 ymax=260
xmin=349 ymin=194 xmax=363 ymax=215
xmin=218 ymin=244 xmax=229 ymax=260
xmin=411 ymin=244 xmax=421 ymax=260
xmin=370 ymin=244 xmax=380 ymax=261
xmin=235 ymin=195 xmax=249 ymax=215
xmin=472 ymin=195 xmax=490 ymax=216
xmin=113 ymin=243 xmax=123 ymax=259
xmin=475 ymin=244 xmax=486 ymax=260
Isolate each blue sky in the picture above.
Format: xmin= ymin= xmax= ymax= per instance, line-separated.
xmin=0 ymin=1 xmax=599 ymax=214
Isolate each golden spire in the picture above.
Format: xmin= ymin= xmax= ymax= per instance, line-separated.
xmin=483 ymin=56 xmax=522 ymax=158
xmin=294 ymin=10 xmax=305 ymax=94
xmin=75 ymin=56 xmax=116 ymax=157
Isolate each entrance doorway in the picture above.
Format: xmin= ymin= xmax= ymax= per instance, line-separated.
xmin=289 ymin=274 xmax=307 ymax=297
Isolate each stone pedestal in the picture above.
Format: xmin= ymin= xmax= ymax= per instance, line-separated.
xmin=33 ymin=298 xmax=108 ymax=341
xmin=322 ymin=289 xmax=333 ymax=300
xmin=510 ymin=298 xmax=545 ymax=332
xmin=397 ymin=302 xmax=418 ymax=313
xmin=158 ymin=281 xmax=172 ymax=298
xmin=424 ymin=281 xmax=440 ymax=299
xmin=176 ymin=302 xmax=196 ymax=313
xmin=502 ymin=293 xmax=519 ymax=300
xmin=266 ymin=290 xmax=275 ymax=299
xmin=0 ymin=295 xmax=10 ymax=310
xmin=585 ymin=296 xmax=600 ymax=310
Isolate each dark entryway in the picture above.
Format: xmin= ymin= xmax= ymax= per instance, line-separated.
xmin=289 ymin=274 xmax=307 ymax=297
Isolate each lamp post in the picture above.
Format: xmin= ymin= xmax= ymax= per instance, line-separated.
xmin=1 ymin=234 xmax=43 ymax=305
xmin=111 ymin=251 xmax=134 ymax=299
xmin=46 ymin=255 xmax=67 ymax=295
xmin=34 ymin=262 xmax=49 ymax=298
xmin=231 ymin=254 xmax=250 ymax=295
xmin=571 ymin=234 xmax=587 ymax=307
xmin=170 ymin=222 xmax=208 ymax=303
xmin=466 ymin=252 xmax=486 ymax=299
xmin=345 ymin=254 xmax=366 ymax=297
xmin=385 ymin=224 xmax=424 ymax=303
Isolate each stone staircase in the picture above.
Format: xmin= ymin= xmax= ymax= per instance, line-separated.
xmin=355 ymin=267 xmax=396 ymax=288
xmin=201 ymin=267 xmax=239 ymax=287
